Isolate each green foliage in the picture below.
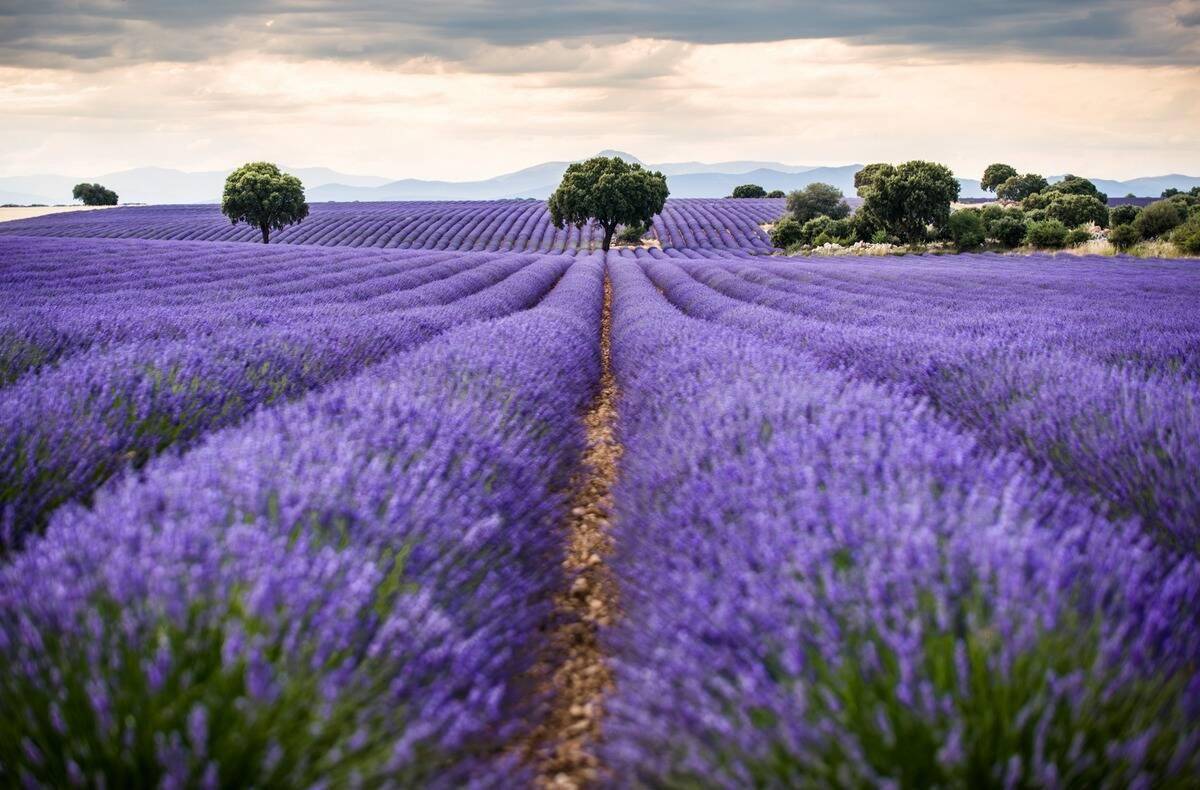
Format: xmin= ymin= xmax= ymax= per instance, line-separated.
xmin=221 ymin=162 xmax=309 ymax=244
xmin=947 ymin=209 xmax=985 ymax=251
xmin=802 ymin=216 xmax=854 ymax=247
xmin=1161 ymin=187 xmax=1181 ymax=198
xmin=785 ymin=183 xmax=850 ymax=223
xmin=72 ymin=183 xmax=118 ymax=206
xmin=1024 ymin=219 xmax=1070 ymax=248
xmin=766 ymin=190 xmax=785 ymax=198
xmin=1108 ymin=223 xmax=1141 ymax=251
xmin=769 ymin=216 xmax=804 ymax=248
xmin=1133 ymin=200 xmax=1184 ymax=239
xmin=1171 ymin=217 xmax=1200 ymax=255
xmin=1108 ymin=204 xmax=1141 ymax=226
xmin=1047 ymin=174 xmax=1107 ymax=203
xmin=1024 ymin=208 xmax=1048 ymax=223
xmin=1045 ymin=193 xmax=1109 ymax=229
xmin=615 ymin=222 xmax=648 ymax=244
xmin=855 ymin=161 xmax=960 ymax=244
xmin=1065 ymin=227 xmax=1092 ymax=246
xmin=731 ymin=184 xmax=767 ymax=199
xmin=1020 ymin=191 xmax=1052 ymax=211
xmin=995 ymin=173 xmax=1048 ymax=202
xmin=548 ymin=156 xmax=669 ymax=251
xmin=979 ymin=163 xmax=1018 ymax=193
xmin=989 ymin=216 xmax=1027 ymax=248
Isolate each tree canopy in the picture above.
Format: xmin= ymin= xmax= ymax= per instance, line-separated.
xmin=855 ymin=161 xmax=960 ymax=243
xmin=72 ymin=183 xmax=118 ymax=206
xmin=548 ymin=156 xmax=669 ymax=251
xmin=995 ymin=173 xmax=1049 ymax=202
xmin=1047 ymin=174 xmax=1107 ymax=203
xmin=785 ymin=182 xmax=849 ymax=224
xmin=221 ymin=162 xmax=309 ymax=244
xmin=730 ymin=184 xmax=767 ymax=199
xmin=980 ymin=164 xmax=1018 ymax=193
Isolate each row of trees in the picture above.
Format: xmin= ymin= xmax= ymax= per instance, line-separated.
xmin=729 ymin=184 xmax=785 ymax=199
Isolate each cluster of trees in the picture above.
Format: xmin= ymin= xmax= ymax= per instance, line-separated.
xmin=549 ymin=156 xmax=669 ymax=251
xmin=949 ymin=164 xmax=1200 ymax=253
xmin=729 ymin=184 xmax=785 ymax=199
xmin=769 ymin=161 xmax=960 ymax=250
xmin=1107 ymin=188 xmax=1200 ymax=253
xmin=72 ymin=183 xmax=119 ymax=206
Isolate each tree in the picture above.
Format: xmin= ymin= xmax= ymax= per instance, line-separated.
xmin=221 ymin=162 xmax=309 ymax=244
xmin=72 ymin=183 xmax=118 ymax=206
xmin=548 ymin=156 xmax=669 ymax=252
xmin=995 ymin=173 xmax=1048 ymax=202
xmin=1133 ymin=200 xmax=1184 ymax=239
xmin=731 ymin=184 xmax=767 ymax=199
xmin=947 ymin=210 xmax=985 ymax=250
xmin=855 ymin=160 xmax=960 ymax=243
xmin=1109 ymin=224 xmax=1141 ymax=251
xmin=1044 ymin=193 xmax=1108 ymax=229
xmin=786 ymin=183 xmax=850 ymax=223
xmin=980 ymin=163 xmax=1018 ymax=193
xmin=1162 ymin=188 xmax=1182 ymax=198
xmin=766 ymin=190 xmax=785 ymax=198
xmin=1047 ymin=174 xmax=1107 ymax=203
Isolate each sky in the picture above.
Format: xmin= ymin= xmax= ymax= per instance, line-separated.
xmin=2 ymin=1 xmax=1199 ymax=181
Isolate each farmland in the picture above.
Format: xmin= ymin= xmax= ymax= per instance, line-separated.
xmin=1 ymin=202 xmax=1199 ymax=787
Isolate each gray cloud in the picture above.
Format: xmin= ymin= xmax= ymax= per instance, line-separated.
xmin=1 ymin=1 xmax=1198 ymax=70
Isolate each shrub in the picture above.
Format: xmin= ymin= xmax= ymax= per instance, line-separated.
xmin=1171 ymin=217 xmax=1200 ymax=255
xmin=990 ymin=216 xmax=1027 ymax=248
xmin=980 ymin=163 xmax=1018 ymax=193
xmin=766 ymin=190 xmax=785 ymax=198
xmin=947 ymin=209 xmax=985 ymax=250
xmin=1065 ymin=227 xmax=1092 ymax=246
xmin=1109 ymin=204 xmax=1141 ymax=226
xmin=800 ymin=215 xmax=854 ymax=246
xmin=769 ymin=216 xmax=805 ymax=248
xmin=1045 ymin=194 xmax=1109 ymax=229
xmin=731 ymin=184 xmax=767 ymax=199
xmin=616 ymin=222 xmax=647 ymax=244
xmin=1108 ymin=224 xmax=1141 ymax=251
xmin=1025 ymin=219 xmax=1070 ymax=248
xmin=1132 ymin=200 xmax=1184 ymax=240
xmin=996 ymin=173 xmax=1048 ymax=202
xmin=1024 ymin=208 xmax=1047 ymax=223
xmin=1021 ymin=192 xmax=1053 ymax=211
xmin=786 ymin=183 xmax=850 ymax=223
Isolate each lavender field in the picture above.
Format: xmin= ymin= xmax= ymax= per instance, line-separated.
xmin=1 ymin=204 xmax=1199 ymax=787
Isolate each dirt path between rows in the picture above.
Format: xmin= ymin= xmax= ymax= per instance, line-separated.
xmin=526 ymin=273 xmax=621 ymax=789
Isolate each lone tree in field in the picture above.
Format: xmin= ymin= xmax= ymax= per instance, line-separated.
xmin=221 ymin=162 xmax=309 ymax=244
xmin=855 ymin=160 xmax=960 ymax=243
xmin=731 ymin=184 xmax=767 ymax=198
xmin=549 ymin=156 xmax=668 ymax=252
xmin=72 ymin=183 xmax=118 ymax=206
xmin=980 ymin=163 xmax=1018 ymax=194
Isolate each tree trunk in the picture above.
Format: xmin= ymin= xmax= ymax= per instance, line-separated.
xmin=602 ymin=224 xmax=614 ymax=252
xmin=260 ymin=224 xmax=270 ymax=244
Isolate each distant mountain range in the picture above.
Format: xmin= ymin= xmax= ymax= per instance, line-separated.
xmin=3 ymin=151 xmax=1198 ymax=205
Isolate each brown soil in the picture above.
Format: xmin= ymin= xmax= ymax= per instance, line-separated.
xmin=525 ymin=274 xmax=622 ymax=789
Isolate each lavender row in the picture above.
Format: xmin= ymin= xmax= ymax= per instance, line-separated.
xmin=602 ymin=260 xmax=1200 ymax=785
xmin=0 ymin=198 xmax=785 ymax=254
xmin=0 ymin=255 xmax=604 ymax=786
xmin=711 ymin=255 xmax=1200 ymax=376
xmin=0 ymin=254 xmax=569 ymax=549
xmin=648 ymin=256 xmax=1200 ymax=551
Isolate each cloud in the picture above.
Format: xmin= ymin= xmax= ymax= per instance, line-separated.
xmin=1 ymin=1 xmax=1198 ymax=71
